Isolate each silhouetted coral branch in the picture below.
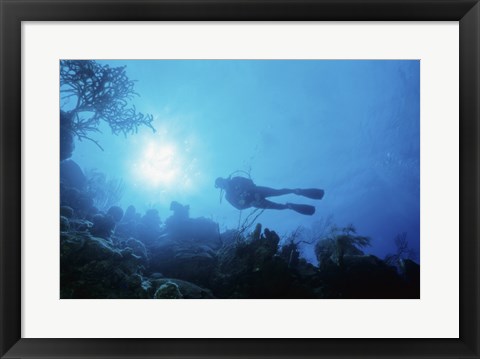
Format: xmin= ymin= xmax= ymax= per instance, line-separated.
xmin=85 ymin=169 xmax=125 ymax=211
xmin=60 ymin=60 xmax=155 ymax=154
xmin=384 ymin=232 xmax=417 ymax=268
xmin=234 ymin=208 xmax=265 ymax=242
xmin=314 ymin=224 xmax=371 ymax=269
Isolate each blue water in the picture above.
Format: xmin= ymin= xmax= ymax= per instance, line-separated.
xmin=69 ymin=60 xmax=420 ymax=264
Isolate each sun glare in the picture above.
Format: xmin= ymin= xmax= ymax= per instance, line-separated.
xmin=135 ymin=141 xmax=180 ymax=188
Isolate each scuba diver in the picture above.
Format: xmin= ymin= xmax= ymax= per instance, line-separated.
xmin=215 ymin=176 xmax=325 ymax=215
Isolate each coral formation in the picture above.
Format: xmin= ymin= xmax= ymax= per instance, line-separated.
xmin=384 ymin=232 xmax=418 ymax=269
xmin=154 ymin=281 xmax=183 ymax=299
xmin=60 ymin=60 xmax=154 ymax=160
xmin=314 ymin=224 xmax=370 ymax=270
xmin=60 ymin=197 xmax=420 ymax=299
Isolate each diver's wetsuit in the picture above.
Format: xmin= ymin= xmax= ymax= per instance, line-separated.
xmin=218 ymin=176 xmax=325 ymax=215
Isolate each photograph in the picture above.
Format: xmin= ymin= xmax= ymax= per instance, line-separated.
xmin=2 ymin=0 xmax=479 ymax=355
xmin=60 ymin=59 xmax=420 ymax=299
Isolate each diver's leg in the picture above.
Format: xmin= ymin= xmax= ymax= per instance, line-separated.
xmin=295 ymin=188 xmax=325 ymax=200
xmin=253 ymin=198 xmax=288 ymax=210
xmin=255 ymin=186 xmax=325 ymax=200
xmin=253 ymin=199 xmax=316 ymax=215
xmin=255 ymin=186 xmax=295 ymax=198
xmin=286 ymin=203 xmax=316 ymax=215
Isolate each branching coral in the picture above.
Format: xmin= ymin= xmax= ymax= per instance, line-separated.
xmin=84 ymin=169 xmax=125 ymax=212
xmin=314 ymin=224 xmax=371 ymax=269
xmin=384 ymin=232 xmax=417 ymax=268
xmin=279 ymin=227 xmax=304 ymax=268
xmin=233 ymin=208 xmax=265 ymax=243
xmin=60 ymin=60 xmax=154 ymax=157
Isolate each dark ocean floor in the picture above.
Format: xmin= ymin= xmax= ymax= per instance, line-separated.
xmin=60 ymin=201 xmax=420 ymax=300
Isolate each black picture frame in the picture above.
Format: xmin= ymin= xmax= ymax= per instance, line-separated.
xmin=1 ymin=1 xmax=479 ymax=358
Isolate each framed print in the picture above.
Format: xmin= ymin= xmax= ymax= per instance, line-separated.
xmin=1 ymin=0 xmax=479 ymax=358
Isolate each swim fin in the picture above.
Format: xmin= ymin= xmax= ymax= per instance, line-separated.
xmin=296 ymin=188 xmax=325 ymax=200
xmin=286 ymin=203 xmax=316 ymax=216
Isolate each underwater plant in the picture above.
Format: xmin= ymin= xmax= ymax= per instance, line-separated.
xmin=384 ymin=232 xmax=417 ymax=268
xmin=314 ymin=224 xmax=371 ymax=269
xmin=84 ymin=169 xmax=125 ymax=212
xmin=60 ymin=60 xmax=154 ymax=159
xmin=279 ymin=227 xmax=304 ymax=268
xmin=233 ymin=208 xmax=265 ymax=243
xmin=278 ymin=226 xmax=321 ymax=268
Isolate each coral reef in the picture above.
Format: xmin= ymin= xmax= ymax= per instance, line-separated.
xmin=154 ymin=281 xmax=184 ymax=299
xmin=211 ymin=224 xmax=315 ymax=298
xmin=60 ymin=198 xmax=420 ymax=299
xmin=384 ymin=232 xmax=418 ymax=269
xmin=85 ymin=169 xmax=125 ymax=212
xmin=60 ymin=232 xmax=149 ymax=299
xmin=60 ymin=60 xmax=154 ymax=160
xmin=314 ymin=224 xmax=370 ymax=270
xmin=60 ymin=159 xmax=87 ymax=190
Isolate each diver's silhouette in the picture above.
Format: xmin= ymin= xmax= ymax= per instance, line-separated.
xmin=215 ymin=176 xmax=324 ymax=215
